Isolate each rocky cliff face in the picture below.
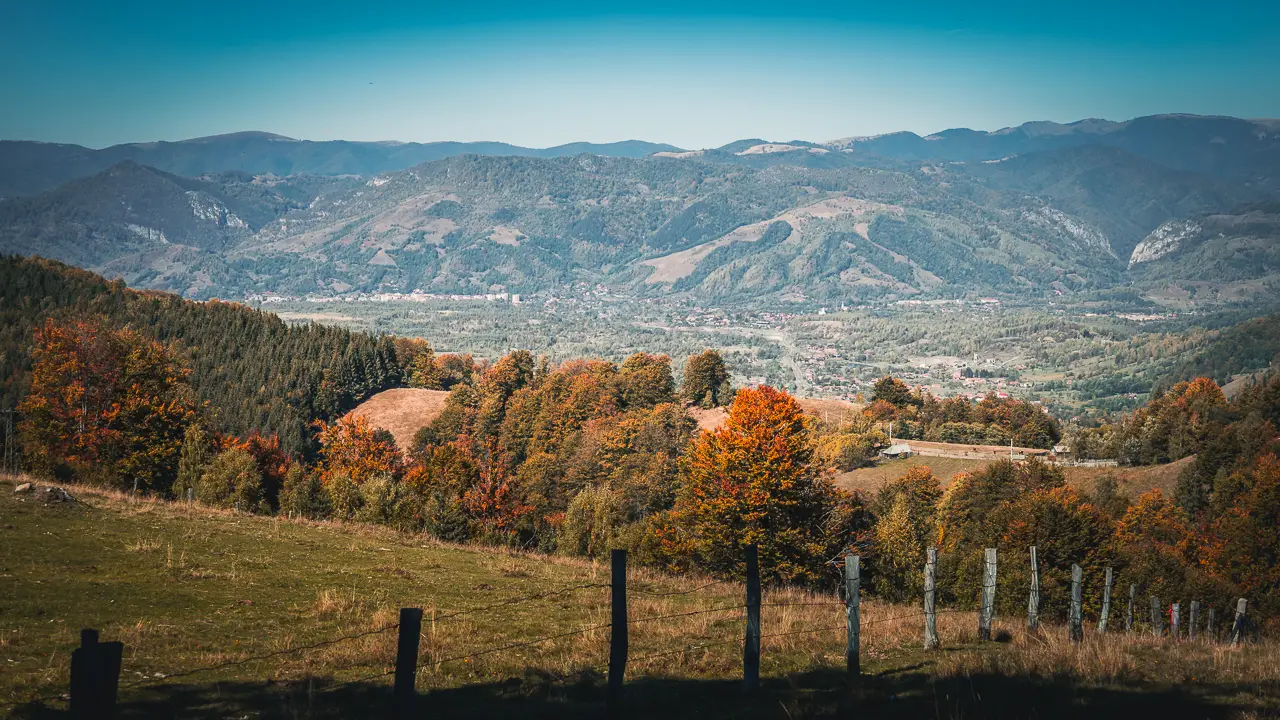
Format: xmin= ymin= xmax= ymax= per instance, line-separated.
xmin=1129 ymin=219 xmax=1201 ymax=267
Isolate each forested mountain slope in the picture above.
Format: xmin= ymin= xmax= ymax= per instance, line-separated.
xmin=0 ymin=152 xmax=1217 ymax=302
xmin=0 ymin=255 xmax=401 ymax=453
xmin=1 ymin=115 xmax=1275 ymax=304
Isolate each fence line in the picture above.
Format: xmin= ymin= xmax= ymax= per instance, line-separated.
xmin=10 ymin=543 xmax=1264 ymax=717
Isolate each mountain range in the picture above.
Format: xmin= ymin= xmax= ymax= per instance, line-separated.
xmin=1 ymin=114 xmax=1277 ymax=305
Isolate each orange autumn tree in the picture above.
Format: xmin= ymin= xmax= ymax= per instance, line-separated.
xmin=313 ymin=414 xmax=403 ymax=486
xmin=1204 ymin=454 xmax=1280 ymax=609
xmin=461 ymin=439 xmax=533 ymax=543
xmin=19 ymin=318 xmax=195 ymax=492
xmin=1114 ymin=488 xmax=1198 ymax=601
xmin=664 ymin=385 xmax=845 ymax=584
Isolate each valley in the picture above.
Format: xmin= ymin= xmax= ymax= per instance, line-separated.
xmin=259 ymin=290 xmax=1277 ymax=416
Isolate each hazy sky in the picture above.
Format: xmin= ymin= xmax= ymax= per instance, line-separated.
xmin=2 ymin=0 xmax=1278 ymax=149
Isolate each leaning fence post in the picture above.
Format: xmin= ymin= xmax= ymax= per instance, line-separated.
xmin=1069 ymin=564 xmax=1084 ymax=643
xmin=1098 ymin=567 xmax=1113 ymax=634
xmin=1027 ymin=546 xmax=1040 ymax=632
xmin=608 ymin=549 xmax=628 ymax=717
xmin=924 ymin=546 xmax=939 ymax=650
xmin=744 ymin=544 xmax=761 ymax=692
xmin=1230 ymin=598 xmax=1248 ymax=645
xmin=1189 ymin=601 xmax=1200 ymax=641
xmin=1150 ymin=596 xmax=1163 ymax=638
xmin=978 ymin=548 xmax=997 ymax=641
xmin=394 ymin=608 xmax=422 ymax=719
xmin=1126 ymin=583 xmax=1136 ymax=633
xmin=1171 ymin=603 xmax=1181 ymax=640
xmin=845 ymin=554 xmax=860 ymax=678
xmin=1207 ymin=607 xmax=1216 ymax=642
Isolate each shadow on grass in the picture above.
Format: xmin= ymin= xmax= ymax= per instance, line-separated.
xmin=10 ymin=667 xmax=1277 ymax=719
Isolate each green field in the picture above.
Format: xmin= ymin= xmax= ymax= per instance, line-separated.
xmin=3 ymin=476 xmax=1278 ymax=719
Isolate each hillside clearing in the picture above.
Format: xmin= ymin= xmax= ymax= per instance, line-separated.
xmin=3 ymin=476 xmax=1278 ymax=718
xmin=835 ymin=456 xmax=1193 ymax=498
xmin=344 ymin=388 xmax=451 ymax=450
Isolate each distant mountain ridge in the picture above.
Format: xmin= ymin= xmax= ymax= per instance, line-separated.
xmin=1 ymin=113 xmax=1278 ymax=307
xmin=5 ymin=114 xmax=1279 ymax=199
xmin=0 ymin=135 xmax=684 ymax=198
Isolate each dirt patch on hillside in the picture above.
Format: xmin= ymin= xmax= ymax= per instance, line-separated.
xmin=489 ymin=226 xmax=525 ymax=246
xmin=687 ymin=406 xmax=728 ymax=432
xmin=345 ymin=388 xmax=450 ymax=451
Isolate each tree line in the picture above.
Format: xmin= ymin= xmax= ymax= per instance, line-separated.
xmin=7 ymin=255 xmax=1277 ymax=619
xmin=1 ymin=256 xmax=400 ymax=456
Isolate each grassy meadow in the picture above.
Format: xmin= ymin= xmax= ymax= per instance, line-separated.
xmin=2 ymin=475 xmax=1277 ymax=719
xmin=835 ymin=455 xmax=1190 ymax=498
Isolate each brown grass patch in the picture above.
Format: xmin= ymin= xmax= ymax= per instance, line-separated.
xmin=344 ymin=387 xmax=450 ymax=451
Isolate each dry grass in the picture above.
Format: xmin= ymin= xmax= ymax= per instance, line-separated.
xmin=343 ymin=387 xmax=451 ymax=451
xmin=3 ymin=473 xmax=1278 ymax=717
xmin=835 ymin=457 xmax=990 ymax=494
xmin=833 ymin=455 xmax=1192 ymax=499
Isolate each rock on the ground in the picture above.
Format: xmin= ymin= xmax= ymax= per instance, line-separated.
xmin=36 ymin=486 xmax=75 ymax=503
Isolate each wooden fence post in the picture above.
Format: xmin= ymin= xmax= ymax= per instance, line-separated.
xmin=608 ymin=549 xmax=628 ymax=717
xmin=744 ymin=544 xmax=761 ymax=692
xmin=1230 ymin=598 xmax=1248 ymax=646
xmin=1126 ymin=583 xmax=1136 ymax=633
xmin=1207 ymin=607 xmax=1216 ymax=642
xmin=69 ymin=628 xmax=100 ymax=720
xmin=845 ymin=554 xmax=860 ymax=678
xmin=978 ymin=548 xmax=997 ymax=642
xmin=1150 ymin=596 xmax=1162 ymax=638
xmin=924 ymin=546 xmax=939 ymax=650
xmin=1098 ymin=567 xmax=1113 ymax=634
xmin=395 ymin=608 xmax=422 ymax=719
xmin=70 ymin=628 xmax=122 ymax=720
xmin=1069 ymin=564 xmax=1084 ymax=643
xmin=1027 ymin=546 xmax=1040 ymax=632
xmin=1171 ymin=603 xmax=1181 ymax=640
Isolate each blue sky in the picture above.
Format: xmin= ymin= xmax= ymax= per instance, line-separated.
xmin=2 ymin=0 xmax=1277 ymax=149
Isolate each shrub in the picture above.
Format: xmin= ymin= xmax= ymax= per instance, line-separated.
xmin=561 ymin=485 xmax=625 ymax=559
xmin=279 ymin=463 xmax=331 ymax=520
xmin=197 ymin=447 xmax=266 ymax=513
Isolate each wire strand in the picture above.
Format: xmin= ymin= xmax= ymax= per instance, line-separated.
xmin=629 ymin=579 xmax=729 ymax=597
xmin=423 ymin=622 xmax=612 ymax=671
xmin=119 ymin=622 xmax=400 ymax=689
xmin=629 ymin=605 xmax=745 ymax=625
xmin=430 ymin=582 xmax=609 ymax=622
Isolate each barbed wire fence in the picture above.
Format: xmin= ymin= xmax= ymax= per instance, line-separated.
xmin=1 ymin=544 xmax=1262 ymax=719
